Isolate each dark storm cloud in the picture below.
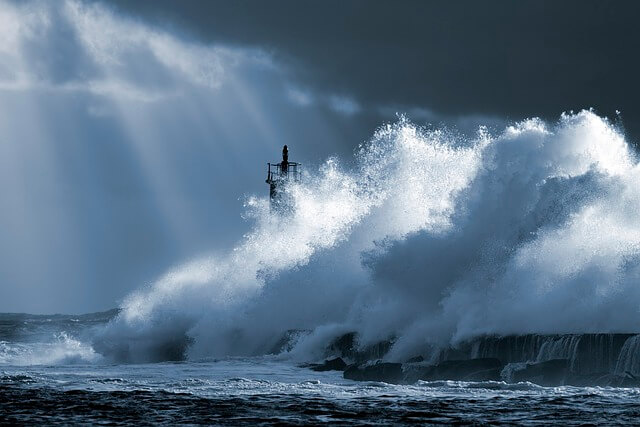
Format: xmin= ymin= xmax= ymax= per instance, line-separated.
xmin=105 ymin=0 xmax=640 ymax=140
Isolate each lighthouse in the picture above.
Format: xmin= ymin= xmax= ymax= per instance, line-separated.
xmin=266 ymin=145 xmax=301 ymax=206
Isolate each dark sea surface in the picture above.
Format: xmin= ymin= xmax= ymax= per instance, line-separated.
xmin=2 ymin=313 xmax=640 ymax=425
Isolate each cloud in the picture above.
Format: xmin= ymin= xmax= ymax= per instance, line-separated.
xmin=104 ymin=0 xmax=640 ymax=141
xmin=0 ymin=0 xmax=272 ymax=104
xmin=328 ymin=95 xmax=360 ymax=115
xmin=286 ymin=86 xmax=313 ymax=106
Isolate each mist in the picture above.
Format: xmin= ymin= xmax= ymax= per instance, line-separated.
xmin=0 ymin=0 xmax=374 ymax=313
xmin=92 ymin=110 xmax=640 ymax=363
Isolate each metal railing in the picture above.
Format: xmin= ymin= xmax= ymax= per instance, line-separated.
xmin=266 ymin=162 xmax=302 ymax=182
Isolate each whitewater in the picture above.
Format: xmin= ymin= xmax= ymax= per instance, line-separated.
xmin=4 ymin=111 xmax=640 ymax=424
xmin=93 ymin=110 xmax=640 ymax=363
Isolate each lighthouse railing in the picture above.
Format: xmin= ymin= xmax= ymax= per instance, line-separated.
xmin=266 ymin=162 xmax=302 ymax=182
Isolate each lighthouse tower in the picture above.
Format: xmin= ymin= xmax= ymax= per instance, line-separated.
xmin=266 ymin=145 xmax=301 ymax=206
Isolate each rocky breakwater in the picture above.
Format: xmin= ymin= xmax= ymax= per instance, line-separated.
xmin=306 ymin=332 xmax=640 ymax=387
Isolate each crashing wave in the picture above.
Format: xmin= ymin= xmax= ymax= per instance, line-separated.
xmin=93 ymin=111 xmax=640 ymax=365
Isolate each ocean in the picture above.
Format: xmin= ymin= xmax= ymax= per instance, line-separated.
xmin=2 ymin=312 xmax=640 ymax=425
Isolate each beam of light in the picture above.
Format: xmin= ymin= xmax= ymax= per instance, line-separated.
xmin=0 ymin=0 xmax=339 ymax=312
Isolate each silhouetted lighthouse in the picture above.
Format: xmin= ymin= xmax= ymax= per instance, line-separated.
xmin=266 ymin=145 xmax=300 ymax=205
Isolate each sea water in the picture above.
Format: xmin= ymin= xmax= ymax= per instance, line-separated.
xmin=2 ymin=313 xmax=640 ymax=424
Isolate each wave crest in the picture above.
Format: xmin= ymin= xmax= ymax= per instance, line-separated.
xmin=95 ymin=110 xmax=640 ymax=363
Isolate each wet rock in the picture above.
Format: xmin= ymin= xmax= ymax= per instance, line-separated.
xmin=567 ymin=372 xmax=640 ymax=387
xmin=432 ymin=358 xmax=503 ymax=381
xmin=565 ymin=372 xmax=610 ymax=387
xmin=331 ymin=333 xmax=640 ymax=387
xmin=310 ymin=357 xmax=347 ymax=372
xmin=344 ymin=358 xmax=505 ymax=384
xmin=402 ymin=358 xmax=503 ymax=383
xmin=439 ymin=333 xmax=636 ymax=377
xmin=462 ymin=368 xmax=502 ymax=381
xmin=328 ymin=333 xmax=357 ymax=359
xmin=402 ymin=364 xmax=435 ymax=384
xmin=617 ymin=374 xmax=640 ymax=387
xmin=511 ymin=359 xmax=569 ymax=386
xmin=327 ymin=332 xmax=393 ymax=362
xmin=93 ymin=333 xmax=193 ymax=363
xmin=343 ymin=362 xmax=403 ymax=383
xmin=269 ymin=329 xmax=310 ymax=354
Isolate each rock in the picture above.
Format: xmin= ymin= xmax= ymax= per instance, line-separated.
xmin=511 ymin=359 xmax=569 ymax=386
xmin=567 ymin=372 xmax=640 ymax=387
xmin=344 ymin=362 xmax=404 ymax=383
xmin=463 ymin=368 xmax=502 ymax=381
xmin=343 ymin=359 xmax=503 ymax=384
xmin=437 ymin=333 xmax=637 ymax=378
xmin=402 ymin=358 xmax=504 ymax=383
xmin=269 ymin=329 xmax=310 ymax=354
xmin=431 ymin=358 xmax=503 ymax=381
xmin=327 ymin=333 xmax=640 ymax=387
xmin=327 ymin=332 xmax=393 ymax=362
xmin=93 ymin=333 xmax=193 ymax=363
xmin=402 ymin=364 xmax=435 ymax=384
xmin=310 ymin=357 xmax=347 ymax=372
xmin=565 ymin=372 xmax=610 ymax=387
xmin=619 ymin=374 xmax=640 ymax=387
xmin=328 ymin=333 xmax=357 ymax=359
xmin=361 ymin=340 xmax=394 ymax=361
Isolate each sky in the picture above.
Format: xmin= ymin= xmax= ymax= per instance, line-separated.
xmin=1 ymin=0 xmax=639 ymax=313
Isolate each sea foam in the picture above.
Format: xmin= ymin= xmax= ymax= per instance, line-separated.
xmin=94 ymin=111 xmax=640 ymax=363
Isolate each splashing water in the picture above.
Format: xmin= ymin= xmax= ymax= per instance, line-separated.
xmin=93 ymin=110 xmax=640 ymax=363
xmin=0 ymin=332 xmax=99 ymax=365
